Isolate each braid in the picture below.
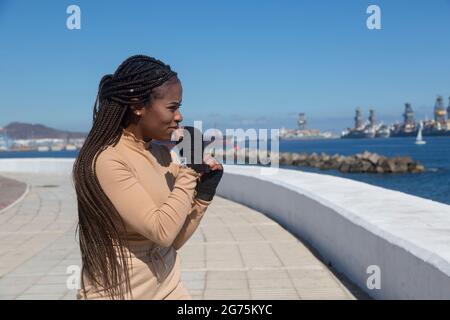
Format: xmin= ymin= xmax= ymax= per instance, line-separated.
xmin=73 ymin=55 xmax=177 ymax=299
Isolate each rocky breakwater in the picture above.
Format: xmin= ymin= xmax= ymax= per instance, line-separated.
xmin=279 ymin=150 xmax=425 ymax=173
xmin=211 ymin=149 xmax=424 ymax=173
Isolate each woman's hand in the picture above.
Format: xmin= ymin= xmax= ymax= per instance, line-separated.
xmin=202 ymin=154 xmax=223 ymax=173
xmin=195 ymin=154 xmax=223 ymax=201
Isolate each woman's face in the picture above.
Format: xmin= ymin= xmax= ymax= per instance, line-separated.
xmin=139 ymin=77 xmax=183 ymax=141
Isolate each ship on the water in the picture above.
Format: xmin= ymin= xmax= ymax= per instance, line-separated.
xmin=279 ymin=113 xmax=335 ymax=140
xmin=390 ymin=103 xmax=418 ymax=137
xmin=341 ymin=108 xmax=390 ymax=139
xmin=390 ymin=96 xmax=450 ymax=137
xmin=343 ymin=96 xmax=450 ymax=139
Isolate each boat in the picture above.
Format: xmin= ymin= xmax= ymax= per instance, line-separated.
xmin=415 ymin=122 xmax=426 ymax=145
xmin=375 ymin=124 xmax=390 ymax=138
xmin=280 ymin=113 xmax=335 ymax=140
xmin=341 ymin=128 xmax=371 ymax=139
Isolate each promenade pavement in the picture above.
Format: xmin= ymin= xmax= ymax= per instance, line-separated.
xmin=0 ymin=173 xmax=361 ymax=300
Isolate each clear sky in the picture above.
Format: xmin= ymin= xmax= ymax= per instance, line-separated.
xmin=1 ymin=0 xmax=450 ymax=134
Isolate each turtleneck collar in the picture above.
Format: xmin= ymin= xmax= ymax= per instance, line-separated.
xmin=121 ymin=128 xmax=152 ymax=151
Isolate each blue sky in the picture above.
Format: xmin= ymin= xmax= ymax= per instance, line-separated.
xmin=1 ymin=0 xmax=450 ymax=133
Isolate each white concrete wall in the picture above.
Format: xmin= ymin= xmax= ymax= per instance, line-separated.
xmin=217 ymin=165 xmax=450 ymax=300
xmin=2 ymin=158 xmax=450 ymax=299
xmin=0 ymin=158 xmax=75 ymax=175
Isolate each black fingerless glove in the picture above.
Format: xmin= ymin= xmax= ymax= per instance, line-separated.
xmin=195 ymin=169 xmax=224 ymax=201
xmin=187 ymin=163 xmax=209 ymax=174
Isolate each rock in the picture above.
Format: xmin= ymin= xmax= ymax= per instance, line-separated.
xmin=291 ymin=153 xmax=303 ymax=166
xmin=327 ymin=159 xmax=341 ymax=170
xmin=362 ymin=150 xmax=372 ymax=160
xmin=392 ymin=156 xmax=409 ymax=173
xmin=361 ymin=159 xmax=374 ymax=172
xmin=331 ymin=153 xmax=340 ymax=160
xmin=311 ymin=161 xmax=323 ymax=168
xmin=338 ymin=160 xmax=351 ymax=172
xmin=280 ymin=152 xmax=293 ymax=165
xmin=387 ymin=159 xmax=398 ymax=172
xmin=320 ymin=152 xmax=330 ymax=162
xmin=377 ymin=156 xmax=387 ymax=166
xmin=335 ymin=155 xmax=346 ymax=163
xmin=309 ymin=152 xmax=319 ymax=161
xmin=409 ymin=162 xmax=425 ymax=173
xmin=320 ymin=160 xmax=335 ymax=170
xmin=415 ymin=164 xmax=425 ymax=173
xmin=367 ymin=153 xmax=381 ymax=166
xmin=376 ymin=166 xmax=384 ymax=174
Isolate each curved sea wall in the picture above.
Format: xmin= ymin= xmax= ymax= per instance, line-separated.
xmin=217 ymin=165 xmax=450 ymax=299
xmin=0 ymin=158 xmax=75 ymax=175
xmin=1 ymin=158 xmax=449 ymax=299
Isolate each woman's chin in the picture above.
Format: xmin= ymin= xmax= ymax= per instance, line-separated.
xmin=157 ymin=134 xmax=172 ymax=142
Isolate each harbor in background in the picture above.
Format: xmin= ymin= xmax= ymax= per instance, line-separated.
xmin=341 ymin=96 xmax=450 ymax=139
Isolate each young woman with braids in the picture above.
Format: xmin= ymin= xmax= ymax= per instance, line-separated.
xmin=73 ymin=55 xmax=223 ymax=300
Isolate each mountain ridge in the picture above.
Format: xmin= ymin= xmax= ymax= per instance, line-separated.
xmin=0 ymin=122 xmax=87 ymax=139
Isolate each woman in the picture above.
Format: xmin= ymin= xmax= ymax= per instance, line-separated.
xmin=73 ymin=55 xmax=223 ymax=300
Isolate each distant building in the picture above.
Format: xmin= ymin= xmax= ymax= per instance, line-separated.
xmin=0 ymin=128 xmax=12 ymax=151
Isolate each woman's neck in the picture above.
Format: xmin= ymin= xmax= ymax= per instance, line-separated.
xmin=124 ymin=124 xmax=151 ymax=142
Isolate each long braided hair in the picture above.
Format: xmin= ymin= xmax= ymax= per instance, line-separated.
xmin=73 ymin=55 xmax=178 ymax=299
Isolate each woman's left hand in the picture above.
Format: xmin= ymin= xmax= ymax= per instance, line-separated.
xmin=202 ymin=154 xmax=223 ymax=173
xmin=195 ymin=154 xmax=224 ymax=201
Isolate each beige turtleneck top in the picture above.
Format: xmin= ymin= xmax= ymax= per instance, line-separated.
xmin=77 ymin=128 xmax=211 ymax=300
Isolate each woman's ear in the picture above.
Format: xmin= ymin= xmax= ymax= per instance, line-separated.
xmin=130 ymin=105 xmax=144 ymax=117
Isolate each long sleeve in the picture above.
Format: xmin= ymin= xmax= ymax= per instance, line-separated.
xmin=95 ymin=151 xmax=201 ymax=248
xmin=168 ymin=146 xmax=211 ymax=250
xmin=172 ymin=197 xmax=211 ymax=250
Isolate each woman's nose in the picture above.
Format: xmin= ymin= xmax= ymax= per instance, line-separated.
xmin=174 ymin=109 xmax=183 ymax=123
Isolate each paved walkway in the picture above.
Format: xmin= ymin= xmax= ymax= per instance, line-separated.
xmin=0 ymin=173 xmax=360 ymax=300
xmin=0 ymin=176 xmax=27 ymax=211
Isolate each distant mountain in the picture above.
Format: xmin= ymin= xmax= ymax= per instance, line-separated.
xmin=1 ymin=122 xmax=87 ymax=139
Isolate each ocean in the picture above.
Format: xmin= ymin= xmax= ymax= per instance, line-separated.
xmin=1 ymin=136 xmax=449 ymax=205
xmin=278 ymin=136 xmax=450 ymax=206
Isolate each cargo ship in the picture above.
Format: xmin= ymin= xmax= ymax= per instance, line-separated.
xmin=279 ymin=113 xmax=335 ymax=140
xmin=341 ymin=108 xmax=390 ymax=139
xmin=390 ymin=97 xmax=450 ymax=137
